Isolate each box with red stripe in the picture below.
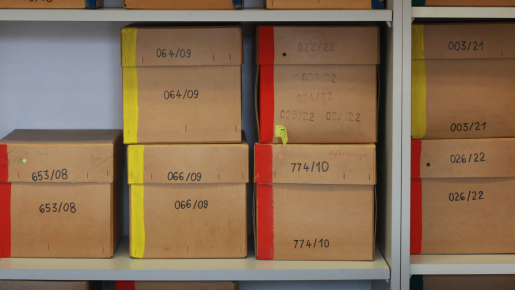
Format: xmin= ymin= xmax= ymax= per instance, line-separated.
xmin=256 ymin=25 xmax=379 ymax=144
xmin=116 ymin=281 xmax=238 ymax=290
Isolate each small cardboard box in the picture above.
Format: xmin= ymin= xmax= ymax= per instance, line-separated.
xmin=257 ymin=26 xmax=379 ymax=144
xmin=411 ymin=275 xmax=515 ymax=290
xmin=123 ymin=0 xmax=243 ymax=9
xmin=0 ymin=130 xmax=123 ymax=184
xmin=254 ymin=143 xmax=376 ymax=185
xmin=116 ymin=282 xmax=238 ymax=290
xmin=412 ymin=138 xmax=515 ymax=179
xmin=413 ymin=0 xmax=515 ymax=6
xmin=412 ymin=23 xmax=515 ymax=140
xmin=0 ymin=0 xmax=103 ymax=8
xmin=255 ymin=184 xmax=375 ymax=261
xmin=128 ymin=136 xmax=248 ymax=184
xmin=121 ymin=26 xmax=243 ymax=67
xmin=130 ymin=184 xmax=247 ymax=258
xmin=411 ymin=177 xmax=515 ymax=255
xmin=0 ymin=281 xmax=102 ymax=290
xmin=266 ymin=0 xmax=384 ymax=9
xmin=0 ymin=180 xmax=121 ymax=258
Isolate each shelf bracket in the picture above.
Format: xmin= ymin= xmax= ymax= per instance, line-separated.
xmin=386 ymin=21 xmax=392 ymax=28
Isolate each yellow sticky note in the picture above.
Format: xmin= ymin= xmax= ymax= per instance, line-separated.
xmin=275 ymin=125 xmax=288 ymax=145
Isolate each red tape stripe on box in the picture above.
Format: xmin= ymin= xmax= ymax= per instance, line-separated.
xmin=0 ymin=183 xmax=11 ymax=257
xmin=255 ymin=144 xmax=273 ymax=183
xmin=0 ymin=145 xmax=8 ymax=182
xmin=411 ymin=178 xmax=423 ymax=255
xmin=115 ymin=281 xmax=135 ymax=290
xmin=260 ymin=65 xmax=275 ymax=143
xmin=411 ymin=140 xmax=422 ymax=178
xmin=257 ymin=184 xmax=274 ymax=260
xmin=258 ymin=26 xmax=274 ymax=65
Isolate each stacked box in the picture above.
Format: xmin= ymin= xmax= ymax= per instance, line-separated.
xmin=410 ymin=275 xmax=515 ymax=290
xmin=124 ymin=0 xmax=243 ymax=10
xmin=254 ymin=25 xmax=379 ymax=261
xmin=266 ymin=0 xmax=384 ymax=9
xmin=411 ymin=23 xmax=515 ymax=255
xmin=0 ymin=130 xmax=123 ymax=258
xmin=122 ymin=26 xmax=248 ymax=259
xmin=413 ymin=0 xmax=515 ymax=6
xmin=0 ymin=281 xmax=102 ymax=290
xmin=116 ymin=281 xmax=238 ymax=290
xmin=0 ymin=0 xmax=103 ymax=9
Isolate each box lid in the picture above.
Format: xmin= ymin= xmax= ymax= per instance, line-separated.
xmin=1 ymin=129 xmax=121 ymax=144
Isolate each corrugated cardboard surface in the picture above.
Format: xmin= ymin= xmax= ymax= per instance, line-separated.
xmin=266 ymin=0 xmax=377 ymax=9
xmin=122 ymin=26 xmax=243 ymax=67
xmin=414 ymin=138 xmax=515 ymax=178
xmin=8 ymin=181 xmax=120 ymax=258
xmin=125 ymin=66 xmax=241 ymax=144
xmin=1 ymin=130 xmax=123 ymax=183
xmin=417 ymin=178 xmax=515 ymax=254
xmin=263 ymin=64 xmax=377 ymax=143
xmin=130 ymin=184 xmax=247 ymax=258
xmin=0 ymin=281 xmax=101 ymax=290
xmin=256 ymin=184 xmax=375 ymax=260
xmin=412 ymin=275 xmax=515 ymax=290
xmin=259 ymin=26 xmax=380 ymax=65
xmin=415 ymin=0 xmax=515 ymax=6
xmin=0 ymin=0 xmax=103 ymax=8
xmin=128 ymin=140 xmax=248 ymax=184
xmin=132 ymin=282 xmax=238 ymax=290
xmin=124 ymin=0 xmax=241 ymax=9
xmin=255 ymin=143 xmax=376 ymax=185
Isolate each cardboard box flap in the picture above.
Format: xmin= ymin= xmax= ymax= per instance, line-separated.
xmin=123 ymin=0 xmax=243 ymax=10
xmin=0 ymin=0 xmax=103 ymax=8
xmin=413 ymin=0 xmax=515 ymax=6
xmin=1 ymin=129 xmax=122 ymax=144
xmin=257 ymin=25 xmax=380 ymax=65
xmin=119 ymin=281 xmax=239 ymax=290
xmin=266 ymin=0 xmax=384 ymax=9
xmin=0 ymin=281 xmax=101 ymax=290
xmin=413 ymin=23 xmax=515 ymax=60
xmin=411 ymin=275 xmax=515 ymax=290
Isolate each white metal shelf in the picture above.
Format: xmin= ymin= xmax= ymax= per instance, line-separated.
xmin=0 ymin=8 xmax=392 ymax=22
xmin=0 ymin=238 xmax=390 ymax=281
xmin=412 ymin=7 xmax=515 ymax=19
xmin=411 ymin=254 xmax=515 ymax=275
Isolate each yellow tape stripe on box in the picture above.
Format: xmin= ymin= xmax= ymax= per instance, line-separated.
xmin=411 ymin=24 xmax=427 ymax=139
xmin=128 ymin=145 xmax=144 ymax=184
xmin=123 ymin=68 xmax=139 ymax=144
xmin=121 ymin=28 xmax=137 ymax=67
xmin=131 ymin=184 xmax=145 ymax=258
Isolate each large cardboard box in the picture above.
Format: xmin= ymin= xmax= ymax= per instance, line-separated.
xmin=413 ymin=0 xmax=515 ymax=6
xmin=130 ymin=184 xmax=247 ymax=258
xmin=0 ymin=180 xmax=121 ymax=258
xmin=0 ymin=0 xmax=103 ymax=8
xmin=254 ymin=143 xmax=376 ymax=185
xmin=0 ymin=130 xmax=123 ymax=183
xmin=116 ymin=282 xmax=238 ymax=290
xmin=412 ymin=23 xmax=515 ymax=140
xmin=257 ymin=25 xmax=379 ymax=144
xmin=255 ymin=184 xmax=375 ymax=261
xmin=0 ymin=281 xmax=102 ymax=290
xmin=266 ymin=0 xmax=384 ymax=9
xmin=123 ymin=0 xmax=243 ymax=9
xmin=128 ymin=136 xmax=248 ymax=184
xmin=410 ymin=275 xmax=515 ymax=290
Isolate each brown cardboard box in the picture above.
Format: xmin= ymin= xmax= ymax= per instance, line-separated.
xmin=121 ymin=26 xmax=243 ymax=67
xmin=266 ymin=0 xmax=384 ymax=9
xmin=412 ymin=23 xmax=515 ymax=139
xmin=130 ymin=184 xmax=247 ymax=258
xmin=414 ymin=0 xmax=515 ymax=6
xmin=254 ymin=143 xmax=376 ymax=185
xmin=0 ymin=180 xmax=121 ymax=258
xmin=116 ymin=282 xmax=238 ymax=290
xmin=128 ymin=137 xmax=248 ymax=184
xmin=123 ymin=0 xmax=243 ymax=9
xmin=411 ymin=177 xmax=515 ymax=255
xmin=411 ymin=138 xmax=515 ymax=179
xmin=411 ymin=275 xmax=515 ymax=290
xmin=255 ymin=184 xmax=375 ymax=261
xmin=0 ymin=130 xmax=123 ymax=183
xmin=0 ymin=0 xmax=103 ymax=8
xmin=0 ymin=281 xmax=102 ymax=290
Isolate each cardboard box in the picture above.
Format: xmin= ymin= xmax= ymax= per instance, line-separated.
xmin=266 ymin=0 xmax=384 ymax=9
xmin=412 ymin=23 xmax=515 ymax=139
xmin=412 ymin=138 xmax=515 ymax=179
xmin=411 ymin=177 xmax=515 ymax=255
xmin=0 ymin=281 xmax=101 ymax=290
xmin=123 ymin=0 xmax=243 ymax=9
xmin=413 ymin=0 xmax=515 ymax=6
xmin=411 ymin=275 xmax=515 ymax=290
xmin=0 ymin=180 xmax=121 ymax=258
xmin=116 ymin=282 xmax=238 ymax=290
xmin=123 ymin=66 xmax=242 ymax=144
xmin=255 ymin=184 xmax=375 ymax=261
xmin=0 ymin=130 xmax=123 ymax=183
xmin=0 ymin=0 xmax=103 ymax=8
xmin=128 ymin=137 xmax=248 ymax=184
xmin=130 ymin=184 xmax=247 ymax=258
xmin=255 ymin=143 xmax=376 ymax=185
xmin=257 ymin=26 xmax=379 ymax=144
xmin=121 ymin=26 xmax=243 ymax=67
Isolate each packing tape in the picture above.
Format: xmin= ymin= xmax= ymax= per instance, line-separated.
xmin=275 ymin=125 xmax=288 ymax=145
xmin=115 ymin=281 xmax=136 ymax=290
xmin=412 ymin=25 xmax=427 ymax=139
xmin=259 ymin=65 xmax=275 ymax=143
xmin=411 ymin=178 xmax=423 ymax=255
xmin=257 ymin=184 xmax=274 ymax=260
xmin=0 ymin=183 xmax=11 ymax=257
xmin=232 ymin=0 xmax=243 ymax=9
xmin=258 ymin=26 xmax=275 ymax=65
xmin=123 ymin=68 xmax=139 ymax=144
xmin=411 ymin=140 xmax=422 ymax=178
xmin=254 ymin=144 xmax=273 ymax=183
xmin=128 ymin=145 xmax=145 ymax=184
xmin=130 ymin=185 xmax=145 ymax=258
xmin=0 ymin=144 xmax=8 ymax=182
xmin=121 ymin=28 xmax=137 ymax=67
